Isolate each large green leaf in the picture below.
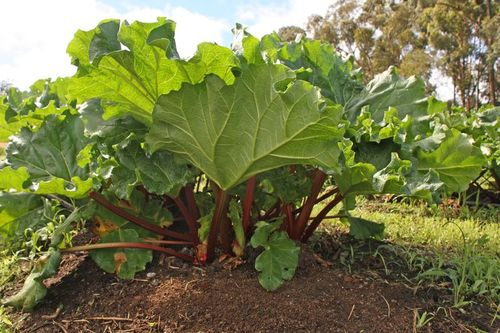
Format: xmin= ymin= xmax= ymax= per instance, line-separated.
xmin=2 ymin=249 xmax=61 ymax=311
xmin=251 ymin=221 xmax=299 ymax=291
xmin=0 ymin=99 xmax=70 ymax=142
xmin=280 ymin=40 xmax=362 ymax=106
xmin=232 ymin=27 xmax=362 ymax=105
xmin=344 ymin=67 xmax=428 ymax=125
xmin=5 ymin=115 xmax=92 ymax=198
xmin=415 ymin=129 xmax=486 ymax=193
xmin=110 ymin=141 xmax=193 ymax=199
xmin=0 ymin=193 xmax=48 ymax=244
xmin=90 ymin=229 xmax=153 ymax=279
xmin=147 ymin=63 xmax=344 ymax=190
xmin=68 ymin=18 xmax=239 ymax=124
xmin=0 ymin=166 xmax=30 ymax=191
xmin=372 ymin=153 xmax=411 ymax=193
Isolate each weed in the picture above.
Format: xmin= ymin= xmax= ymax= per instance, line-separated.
xmin=414 ymin=309 xmax=433 ymax=329
xmin=0 ymin=306 xmax=12 ymax=333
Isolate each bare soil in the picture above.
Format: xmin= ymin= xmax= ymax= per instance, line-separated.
xmin=6 ymin=245 xmax=497 ymax=333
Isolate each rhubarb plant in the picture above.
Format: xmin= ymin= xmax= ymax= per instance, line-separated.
xmin=0 ymin=18 xmax=489 ymax=311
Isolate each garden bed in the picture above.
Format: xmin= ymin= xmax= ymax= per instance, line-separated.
xmin=8 ymin=248 xmax=495 ymax=333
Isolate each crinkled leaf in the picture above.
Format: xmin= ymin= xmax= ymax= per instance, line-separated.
xmin=0 ymin=99 xmax=70 ymax=141
xmin=415 ymin=129 xmax=485 ymax=193
xmin=90 ymin=229 xmax=152 ymax=279
xmin=148 ymin=63 xmax=344 ymax=190
xmin=251 ymin=222 xmax=299 ymax=291
xmin=403 ymin=169 xmax=443 ymax=202
xmin=5 ymin=115 xmax=92 ymax=198
xmin=372 ymin=153 xmax=411 ymax=193
xmin=233 ymin=28 xmax=362 ymax=105
xmin=250 ymin=220 xmax=282 ymax=248
xmin=78 ymin=99 xmax=148 ymax=152
xmin=0 ymin=166 xmax=29 ymax=191
xmin=344 ymin=67 xmax=428 ymax=127
xmin=0 ymin=193 xmax=49 ymax=244
xmin=335 ymin=163 xmax=376 ymax=197
xmin=2 ymin=249 xmax=60 ymax=311
xmin=280 ymin=40 xmax=363 ymax=105
xmin=406 ymin=123 xmax=448 ymax=153
xmin=68 ymin=18 xmax=239 ymax=124
xmin=110 ymin=141 xmax=193 ymax=199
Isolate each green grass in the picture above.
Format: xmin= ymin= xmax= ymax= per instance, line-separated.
xmin=353 ymin=200 xmax=499 ymax=255
xmin=0 ymin=251 xmax=22 ymax=332
xmin=315 ymin=198 xmax=499 ymax=313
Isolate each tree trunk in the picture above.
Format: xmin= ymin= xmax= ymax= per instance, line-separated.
xmin=486 ymin=0 xmax=497 ymax=105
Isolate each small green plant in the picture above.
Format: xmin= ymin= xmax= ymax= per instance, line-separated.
xmin=414 ymin=309 xmax=433 ymax=329
xmin=418 ymin=230 xmax=499 ymax=307
xmin=0 ymin=305 xmax=13 ymax=333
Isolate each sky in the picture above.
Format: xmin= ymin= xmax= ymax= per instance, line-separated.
xmin=0 ymin=0 xmax=453 ymax=100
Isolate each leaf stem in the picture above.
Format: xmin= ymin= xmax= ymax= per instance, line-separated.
xmin=142 ymin=238 xmax=194 ymax=246
xmin=260 ymin=200 xmax=281 ymax=221
xmin=184 ymin=184 xmax=200 ymax=221
xmin=44 ymin=194 xmax=75 ymax=211
xmin=282 ymin=203 xmax=295 ymax=235
xmin=292 ymin=169 xmax=326 ymax=240
xmin=242 ymin=176 xmax=256 ymax=233
xmin=301 ymin=193 xmax=343 ymax=243
xmin=173 ymin=196 xmax=200 ymax=244
xmin=206 ymin=183 xmax=229 ymax=261
xmin=292 ymin=187 xmax=339 ymax=215
xmin=62 ymin=242 xmax=194 ymax=262
xmin=89 ymin=191 xmax=192 ymax=242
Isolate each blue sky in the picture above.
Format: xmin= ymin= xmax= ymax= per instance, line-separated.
xmin=0 ymin=0 xmax=332 ymax=89
xmin=0 ymin=0 xmax=453 ymax=99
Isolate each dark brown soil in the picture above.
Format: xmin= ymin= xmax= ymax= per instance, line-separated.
xmin=7 ymin=248 xmax=496 ymax=333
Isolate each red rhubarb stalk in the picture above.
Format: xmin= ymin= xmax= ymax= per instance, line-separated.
xmin=62 ymin=242 xmax=194 ymax=262
xmin=292 ymin=169 xmax=326 ymax=240
xmin=89 ymin=192 xmax=192 ymax=242
xmin=260 ymin=200 xmax=281 ymax=221
xmin=282 ymin=203 xmax=295 ymax=235
xmin=184 ymin=184 xmax=200 ymax=221
xmin=242 ymin=176 xmax=256 ymax=233
xmin=301 ymin=193 xmax=343 ymax=243
xmin=173 ymin=196 xmax=200 ymax=244
xmin=293 ymin=187 xmax=339 ymax=215
xmin=206 ymin=183 xmax=229 ymax=261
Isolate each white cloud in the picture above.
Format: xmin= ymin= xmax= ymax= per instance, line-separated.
xmin=235 ymin=0 xmax=333 ymax=37
xmin=430 ymin=69 xmax=454 ymax=101
xmin=164 ymin=6 xmax=228 ymax=57
xmin=0 ymin=0 xmax=229 ymax=89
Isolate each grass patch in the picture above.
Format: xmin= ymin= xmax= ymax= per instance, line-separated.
xmin=0 ymin=251 xmax=23 ymax=332
xmin=353 ymin=200 xmax=499 ymax=255
xmin=314 ymin=198 xmax=499 ymax=313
